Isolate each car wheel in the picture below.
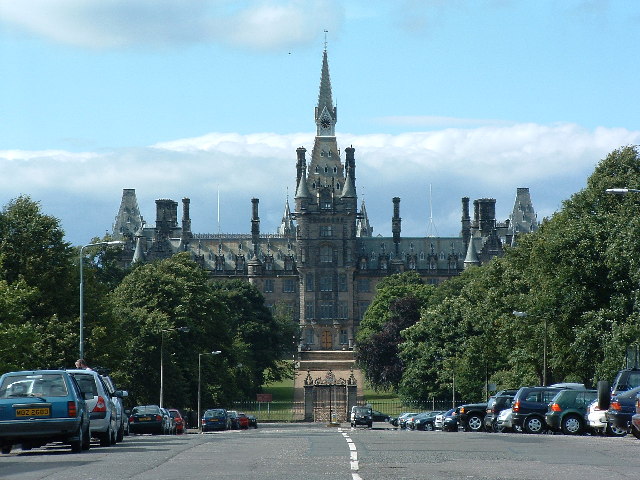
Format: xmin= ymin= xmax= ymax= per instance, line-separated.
xmin=561 ymin=414 xmax=584 ymax=435
xmin=605 ymin=423 xmax=627 ymax=437
xmin=425 ymin=423 xmax=434 ymax=431
xmin=368 ymin=422 xmax=373 ymax=428
xmin=597 ymin=380 xmax=611 ymax=410
xmin=1 ymin=445 xmax=12 ymax=454
xmin=632 ymin=425 xmax=640 ymax=439
xmin=466 ymin=415 xmax=484 ymax=432
xmin=99 ymin=427 xmax=112 ymax=447
xmin=116 ymin=423 xmax=124 ymax=443
xmin=70 ymin=424 xmax=85 ymax=453
xmin=523 ymin=416 xmax=545 ymax=434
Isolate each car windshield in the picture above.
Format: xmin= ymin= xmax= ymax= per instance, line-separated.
xmin=353 ymin=407 xmax=370 ymax=414
xmin=205 ymin=409 xmax=225 ymax=417
xmin=0 ymin=373 xmax=68 ymax=398
xmin=133 ymin=405 xmax=160 ymax=414
xmin=615 ymin=385 xmax=640 ymax=399
xmin=169 ymin=410 xmax=181 ymax=418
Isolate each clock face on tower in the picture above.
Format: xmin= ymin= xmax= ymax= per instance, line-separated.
xmin=321 ymin=118 xmax=331 ymax=129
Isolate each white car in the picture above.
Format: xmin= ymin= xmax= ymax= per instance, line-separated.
xmin=68 ymin=369 xmax=117 ymax=446
xmin=496 ymin=407 xmax=520 ymax=432
xmin=586 ymin=399 xmax=626 ymax=436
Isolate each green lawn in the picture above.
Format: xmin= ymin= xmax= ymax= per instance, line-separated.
xmin=261 ymin=378 xmax=294 ymax=402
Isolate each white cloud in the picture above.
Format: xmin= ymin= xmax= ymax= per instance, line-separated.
xmin=1 ymin=122 xmax=638 ymax=245
xmin=0 ymin=0 xmax=343 ymax=50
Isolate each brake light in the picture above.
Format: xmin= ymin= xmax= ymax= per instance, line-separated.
xmin=92 ymin=396 xmax=107 ymax=413
xmin=610 ymin=401 xmax=622 ymax=411
xmin=637 ymin=397 xmax=640 ymax=412
xmin=129 ymin=416 xmax=134 ymax=423
xmin=156 ymin=415 xmax=162 ymax=421
xmin=459 ymin=407 xmax=466 ymax=413
xmin=68 ymin=401 xmax=77 ymax=417
xmin=512 ymin=400 xmax=520 ymax=412
xmin=550 ymin=403 xmax=562 ymax=412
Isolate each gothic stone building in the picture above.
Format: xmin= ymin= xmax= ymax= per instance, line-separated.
xmin=111 ymin=49 xmax=538 ymax=352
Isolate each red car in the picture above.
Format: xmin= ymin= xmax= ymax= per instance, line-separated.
xmin=168 ymin=409 xmax=187 ymax=434
xmin=237 ymin=412 xmax=249 ymax=429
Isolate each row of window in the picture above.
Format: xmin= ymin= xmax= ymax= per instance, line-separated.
xmin=304 ymin=301 xmax=369 ymax=321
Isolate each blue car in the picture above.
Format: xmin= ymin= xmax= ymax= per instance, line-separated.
xmin=202 ymin=408 xmax=230 ymax=431
xmin=0 ymin=370 xmax=91 ymax=454
xmin=605 ymin=385 xmax=640 ymax=435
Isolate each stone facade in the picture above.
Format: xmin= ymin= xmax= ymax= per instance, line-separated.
xmin=111 ymin=48 xmax=538 ymax=352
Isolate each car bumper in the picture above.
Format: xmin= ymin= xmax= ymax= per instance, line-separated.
xmin=605 ymin=411 xmax=632 ymax=430
xmin=544 ymin=413 xmax=561 ymax=431
xmin=129 ymin=421 xmax=163 ymax=434
xmin=0 ymin=418 xmax=82 ymax=442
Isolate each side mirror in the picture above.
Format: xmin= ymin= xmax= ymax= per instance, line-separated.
xmin=114 ymin=390 xmax=129 ymax=398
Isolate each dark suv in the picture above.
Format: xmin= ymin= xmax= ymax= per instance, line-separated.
xmin=512 ymin=386 xmax=568 ymax=434
xmin=484 ymin=389 xmax=518 ymax=432
xmin=458 ymin=402 xmax=488 ymax=432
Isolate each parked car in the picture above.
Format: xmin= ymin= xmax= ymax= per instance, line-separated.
xmin=350 ymin=406 xmax=373 ymax=428
xmin=237 ymin=412 xmax=250 ymax=429
xmin=398 ymin=412 xmax=419 ymax=429
xmin=99 ymin=373 xmax=129 ymax=442
xmin=371 ymin=409 xmax=391 ymax=422
xmin=545 ymin=388 xmax=597 ymax=435
xmin=129 ymin=405 xmax=166 ymax=435
xmin=390 ymin=412 xmax=417 ymax=427
xmin=511 ymin=386 xmax=568 ymax=434
xmin=605 ymin=385 xmax=640 ymax=436
xmin=160 ymin=407 xmax=176 ymax=434
xmin=247 ymin=414 xmax=258 ymax=428
xmin=484 ymin=389 xmax=518 ymax=432
xmin=410 ymin=411 xmax=442 ymax=431
xmin=597 ymin=366 xmax=640 ymax=410
xmin=496 ymin=407 xmax=517 ymax=432
xmin=227 ymin=410 xmax=240 ymax=429
xmin=442 ymin=407 xmax=459 ymax=432
xmin=0 ymin=370 xmax=91 ymax=454
xmin=202 ymin=408 xmax=231 ymax=432
xmin=68 ymin=369 xmax=118 ymax=446
xmin=434 ymin=409 xmax=453 ymax=430
xmin=458 ymin=402 xmax=488 ymax=432
xmin=631 ymin=394 xmax=640 ymax=438
xmin=168 ymin=408 xmax=187 ymax=434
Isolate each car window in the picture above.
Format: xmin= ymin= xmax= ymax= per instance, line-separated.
xmin=616 ymin=385 xmax=640 ymax=399
xmin=542 ymin=390 xmax=560 ymax=402
xmin=525 ymin=391 xmax=540 ymax=402
xmin=71 ymin=373 xmax=98 ymax=396
xmin=0 ymin=374 xmax=68 ymax=398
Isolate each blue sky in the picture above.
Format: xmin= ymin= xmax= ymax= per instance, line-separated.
xmin=2 ymin=0 xmax=640 ymax=246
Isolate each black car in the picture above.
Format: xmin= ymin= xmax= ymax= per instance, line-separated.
xmin=484 ymin=389 xmax=518 ymax=432
xmin=458 ymin=402 xmax=488 ymax=432
xmin=129 ymin=405 xmax=166 ymax=434
xmin=350 ymin=406 xmax=373 ymax=428
xmin=511 ymin=386 xmax=567 ymax=434
xmin=605 ymin=385 xmax=640 ymax=434
xmin=411 ymin=411 xmax=442 ymax=431
xmin=371 ymin=409 xmax=390 ymax=422
xmin=442 ymin=407 xmax=459 ymax=432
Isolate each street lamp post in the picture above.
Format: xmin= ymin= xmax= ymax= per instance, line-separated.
xmin=79 ymin=240 xmax=124 ymax=360
xmin=605 ymin=188 xmax=640 ymax=195
xmin=513 ymin=311 xmax=547 ymax=386
xmin=160 ymin=326 xmax=190 ymax=408
xmin=198 ymin=351 xmax=222 ymax=433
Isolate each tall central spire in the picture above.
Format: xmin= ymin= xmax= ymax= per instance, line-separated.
xmin=315 ymin=47 xmax=337 ymax=137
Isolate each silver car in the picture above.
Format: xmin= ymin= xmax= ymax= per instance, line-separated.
xmin=100 ymin=374 xmax=129 ymax=441
xmin=69 ymin=369 xmax=117 ymax=446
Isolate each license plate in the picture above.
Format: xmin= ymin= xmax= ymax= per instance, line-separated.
xmin=138 ymin=416 xmax=151 ymax=421
xmin=16 ymin=407 xmax=50 ymax=417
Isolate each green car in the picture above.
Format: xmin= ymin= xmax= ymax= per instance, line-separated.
xmin=545 ymin=389 xmax=597 ymax=435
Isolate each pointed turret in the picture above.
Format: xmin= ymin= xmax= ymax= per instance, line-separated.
xmin=464 ymin=237 xmax=481 ymax=269
xmin=356 ymin=200 xmax=373 ymax=237
xmin=131 ymin=224 xmax=146 ymax=265
xmin=278 ymin=197 xmax=295 ymax=236
xmin=510 ymin=187 xmax=538 ymax=235
xmin=112 ymin=188 xmax=143 ymax=240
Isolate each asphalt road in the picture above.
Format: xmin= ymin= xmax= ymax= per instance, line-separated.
xmin=1 ymin=423 xmax=639 ymax=480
